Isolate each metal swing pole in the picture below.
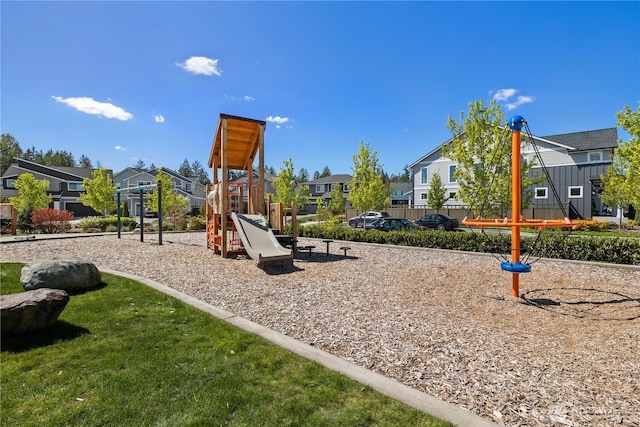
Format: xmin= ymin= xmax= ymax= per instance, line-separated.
xmin=509 ymin=116 xmax=525 ymax=298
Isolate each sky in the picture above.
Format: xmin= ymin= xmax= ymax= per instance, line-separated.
xmin=2 ymin=1 xmax=638 ymax=179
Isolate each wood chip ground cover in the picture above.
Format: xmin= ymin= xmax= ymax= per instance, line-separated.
xmin=2 ymin=232 xmax=638 ymax=427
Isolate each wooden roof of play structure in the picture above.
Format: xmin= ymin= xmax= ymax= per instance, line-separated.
xmin=208 ymin=114 xmax=267 ymax=171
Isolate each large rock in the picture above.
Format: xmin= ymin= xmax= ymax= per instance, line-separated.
xmin=20 ymin=256 xmax=101 ymax=291
xmin=1 ymin=288 xmax=70 ymax=335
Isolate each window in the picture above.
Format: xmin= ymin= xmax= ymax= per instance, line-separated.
xmin=420 ymin=167 xmax=428 ymax=184
xmin=5 ymin=179 xmax=16 ymax=188
xmin=68 ymin=182 xmax=84 ymax=191
xmin=315 ymin=184 xmax=324 ymax=193
xmin=184 ymin=182 xmax=192 ymax=192
xmin=449 ymin=165 xmax=457 ymax=183
xmin=568 ymin=186 xmax=583 ymax=198
xmin=448 ymin=192 xmax=457 ymax=199
xmin=342 ymin=183 xmax=348 ymax=192
xmin=588 ymin=151 xmax=603 ymax=163
xmin=138 ymin=181 xmax=151 ymax=187
xmin=420 ymin=193 xmax=427 ymax=200
xmin=535 ymin=187 xmax=548 ymax=199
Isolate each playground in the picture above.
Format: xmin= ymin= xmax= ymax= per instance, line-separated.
xmin=2 ymin=232 xmax=638 ymax=426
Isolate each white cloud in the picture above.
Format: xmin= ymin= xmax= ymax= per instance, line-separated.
xmin=266 ymin=116 xmax=289 ymax=125
xmin=52 ymin=96 xmax=133 ymax=120
xmin=114 ymin=145 xmax=126 ymax=151
xmin=491 ymin=89 xmax=535 ymax=111
xmin=243 ymin=95 xmax=255 ymax=101
xmin=154 ymin=114 xmax=165 ymax=123
xmin=491 ymin=88 xmax=517 ymax=102
xmin=176 ymin=56 xmax=222 ymax=76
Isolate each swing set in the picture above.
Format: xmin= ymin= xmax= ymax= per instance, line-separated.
xmin=462 ymin=116 xmax=582 ymax=297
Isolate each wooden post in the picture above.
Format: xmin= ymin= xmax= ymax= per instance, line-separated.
xmin=221 ymin=118 xmax=228 ymax=257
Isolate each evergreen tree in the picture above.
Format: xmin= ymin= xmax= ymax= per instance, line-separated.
xmin=78 ymin=155 xmax=93 ymax=168
xmin=178 ymin=159 xmax=194 ymax=177
xmin=1 ymin=133 xmax=23 ymax=175
xmin=296 ymin=167 xmax=310 ymax=183
xmin=191 ymin=160 xmax=211 ymax=185
xmin=320 ymin=166 xmax=332 ymax=178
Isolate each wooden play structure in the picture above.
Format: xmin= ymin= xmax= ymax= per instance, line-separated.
xmin=206 ymin=114 xmax=294 ymax=262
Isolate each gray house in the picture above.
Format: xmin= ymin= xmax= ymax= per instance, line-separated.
xmin=0 ymin=158 xmax=110 ymax=216
xmin=302 ymin=174 xmax=352 ymax=213
xmin=113 ymin=167 xmax=206 ymax=217
xmin=408 ymin=127 xmax=618 ymax=220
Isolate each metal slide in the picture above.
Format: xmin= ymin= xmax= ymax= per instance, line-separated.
xmin=230 ymin=212 xmax=293 ymax=263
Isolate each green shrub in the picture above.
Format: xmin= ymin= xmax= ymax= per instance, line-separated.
xmin=187 ymin=216 xmax=206 ymax=230
xmin=79 ymin=216 xmax=102 ymax=232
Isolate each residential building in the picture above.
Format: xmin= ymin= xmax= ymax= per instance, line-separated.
xmin=301 ymin=174 xmax=352 ymax=213
xmin=408 ymin=127 xmax=619 ymax=219
xmin=230 ymin=171 xmax=277 ymax=211
xmin=390 ymin=181 xmax=411 ymax=206
xmin=113 ymin=167 xmax=206 ymax=217
xmin=0 ymin=158 xmax=110 ymax=216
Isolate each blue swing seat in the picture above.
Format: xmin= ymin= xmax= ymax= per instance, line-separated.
xmin=501 ymin=261 xmax=532 ymax=273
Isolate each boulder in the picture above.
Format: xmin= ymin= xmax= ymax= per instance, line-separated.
xmin=20 ymin=256 xmax=101 ymax=291
xmin=1 ymin=288 xmax=70 ymax=335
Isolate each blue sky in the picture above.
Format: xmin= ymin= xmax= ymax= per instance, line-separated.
xmin=2 ymin=1 xmax=638 ymax=178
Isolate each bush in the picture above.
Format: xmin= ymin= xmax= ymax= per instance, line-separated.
xmin=31 ymin=208 xmax=73 ymax=234
xmin=99 ymin=215 xmax=136 ymax=230
xmin=79 ymin=216 xmax=102 ymax=232
xmin=578 ymin=220 xmax=609 ymax=232
xmin=187 ymin=216 xmax=206 ymax=230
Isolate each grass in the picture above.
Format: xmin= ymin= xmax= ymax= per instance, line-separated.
xmin=1 ymin=263 xmax=452 ymax=427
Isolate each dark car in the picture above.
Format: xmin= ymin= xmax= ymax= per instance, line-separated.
xmin=414 ymin=214 xmax=460 ymax=231
xmin=366 ymin=217 xmax=417 ymax=231
xmin=348 ymin=211 xmax=390 ymax=228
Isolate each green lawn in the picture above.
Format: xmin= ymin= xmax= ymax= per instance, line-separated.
xmin=1 ymin=263 xmax=452 ymax=426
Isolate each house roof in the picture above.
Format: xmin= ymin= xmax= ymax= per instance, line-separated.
xmin=539 ymin=128 xmax=617 ymax=151
xmin=208 ymin=114 xmax=266 ymax=171
xmin=304 ymin=174 xmax=353 ymax=185
xmin=232 ymin=171 xmax=277 ymax=183
xmin=3 ymin=158 xmax=111 ymax=181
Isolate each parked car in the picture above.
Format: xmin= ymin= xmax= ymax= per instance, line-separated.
xmin=285 ymin=208 xmax=309 ymax=216
xmin=414 ymin=214 xmax=460 ymax=231
xmin=365 ymin=217 xmax=417 ymax=231
xmin=348 ymin=211 xmax=390 ymax=228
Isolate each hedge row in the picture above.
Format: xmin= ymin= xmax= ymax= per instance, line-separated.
xmin=79 ymin=216 xmax=137 ymax=232
xmin=298 ymin=224 xmax=640 ymax=265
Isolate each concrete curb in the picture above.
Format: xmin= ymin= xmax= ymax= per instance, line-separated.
xmin=101 ymin=267 xmax=499 ymax=427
